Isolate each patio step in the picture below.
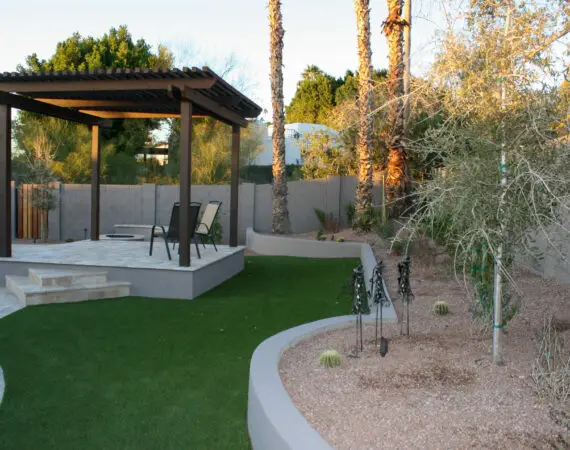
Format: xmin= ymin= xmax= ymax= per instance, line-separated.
xmin=28 ymin=268 xmax=108 ymax=287
xmin=5 ymin=275 xmax=131 ymax=306
xmin=0 ymin=288 xmax=25 ymax=319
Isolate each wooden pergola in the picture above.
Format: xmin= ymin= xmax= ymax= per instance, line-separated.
xmin=0 ymin=67 xmax=262 ymax=266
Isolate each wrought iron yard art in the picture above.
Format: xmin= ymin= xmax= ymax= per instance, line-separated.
xmin=370 ymin=261 xmax=390 ymax=357
xmin=398 ymin=256 xmax=414 ymax=336
xmin=351 ymin=264 xmax=366 ymax=353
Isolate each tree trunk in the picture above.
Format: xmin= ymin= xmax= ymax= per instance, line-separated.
xmin=403 ymin=0 xmax=412 ymax=132
xmin=269 ymin=0 xmax=290 ymax=234
xmin=383 ymin=0 xmax=408 ymax=217
xmin=353 ymin=0 xmax=374 ymax=226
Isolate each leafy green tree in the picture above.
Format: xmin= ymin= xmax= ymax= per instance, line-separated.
xmin=285 ymin=66 xmax=339 ymax=124
xmin=14 ymin=26 xmax=173 ymax=184
xmin=300 ymin=130 xmax=356 ymax=179
xmin=167 ymin=118 xmax=264 ymax=185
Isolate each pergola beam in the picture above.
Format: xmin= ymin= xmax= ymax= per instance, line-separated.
xmin=0 ymin=77 xmax=216 ymax=94
xmin=179 ymin=100 xmax=193 ymax=267
xmin=230 ymin=124 xmax=240 ymax=247
xmin=36 ymin=98 xmax=173 ymax=108
xmin=91 ymin=125 xmax=101 ymax=241
xmin=181 ymin=87 xmax=248 ymax=127
xmin=79 ymin=111 xmax=180 ymax=119
xmin=0 ymin=105 xmax=11 ymax=257
xmin=0 ymin=91 xmax=107 ymax=127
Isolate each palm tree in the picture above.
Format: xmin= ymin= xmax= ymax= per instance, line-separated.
xmin=269 ymin=0 xmax=290 ymax=234
xmin=353 ymin=0 xmax=374 ymax=226
xmin=383 ymin=0 xmax=408 ymax=216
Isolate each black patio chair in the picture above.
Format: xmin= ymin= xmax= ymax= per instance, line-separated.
xmin=149 ymin=202 xmax=202 ymax=260
xmin=196 ymin=201 xmax=222 ymax=251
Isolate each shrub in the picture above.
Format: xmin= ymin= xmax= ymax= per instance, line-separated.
xmin=314 ymin=208 xmax=327 ymax=228
xmin=336 ymin=237 xmax=345 ymax=243
xmin=391 ymin=239 xmax=407 ymax=256
xmin=532 ymin=313 xmax=570 ymax=404
xmin=211 ymin=215 xmax=223 ymax=244
xmin=344 ymin=202 xmax=355 ymax=225
xmin=433 ymin=301 xmax=449 ymax=316
xmin=319 ymin=350 xmax=342 ymax=368
xmin=352 ymin=207 xmax=378 ymax=232
xmin=314 ymin=208 xmax=340 ymax=232
xmin=377 ymin=219 xmax=396 ymax=239
xmin=470 ymin=241 xmax=518 ymax=327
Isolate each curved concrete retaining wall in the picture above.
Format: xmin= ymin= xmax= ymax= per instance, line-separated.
xmin=0 ymin=366 xmax=4 ymax=406
xmin=247 ymin=228 xmax=399 ymax=449
xmin=249 ymin=316 xmax=368 ymax=450
xmin=246 ymin=228 xmax=362 ymax=259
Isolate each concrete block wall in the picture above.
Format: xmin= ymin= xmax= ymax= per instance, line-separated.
xmin=15 ymin=175 xmax=384 ymax=245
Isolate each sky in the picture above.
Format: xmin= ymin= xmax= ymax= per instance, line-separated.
xmin=0 ymin=0 xmax=452 ymax=120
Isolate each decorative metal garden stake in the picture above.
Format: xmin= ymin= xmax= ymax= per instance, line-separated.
xmin=351 ymin=264 xmax=366 ymax=353
xmin=398 ymin=256 xmax=414 ymax=336
xmin=371 ymin=261 xmax=389 ymax=357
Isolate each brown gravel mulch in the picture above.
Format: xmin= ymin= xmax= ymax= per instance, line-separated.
xmin=279 ymin=232 xmax=570 ymax=449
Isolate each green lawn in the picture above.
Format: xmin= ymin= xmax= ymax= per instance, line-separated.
xmin=0 ymin=256 xmax=355 ymax=450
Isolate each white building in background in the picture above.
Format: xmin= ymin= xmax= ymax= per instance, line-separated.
xmin=253 ymin=122 xmax=338 ymax=166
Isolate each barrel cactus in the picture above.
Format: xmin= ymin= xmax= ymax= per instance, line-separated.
xmin=433 ymin=301 xmax=450 ymax=316
xmin=319 ymin=350 xmax=342 ymax=368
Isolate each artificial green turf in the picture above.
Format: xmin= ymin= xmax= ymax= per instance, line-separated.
xmin=0 ymin=256 xmax=356 ymax=450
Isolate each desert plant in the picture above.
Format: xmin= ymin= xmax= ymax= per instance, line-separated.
xmin=314 ymin=208 xmax=327 ymax=228
xmin=390 ymin=238 xmax=407 ymax=256
xmin=314 ymin=208 xmax=340 ymax=232
xmin=211 ymin=215 xmax=223 ymax=244
xmin=532 ymin=313 xmax=570 ymax=404
xmin=319 ymin=350 xmax=342 ymax=368
xmin=352 ymin=207 xmax=378 ymax=232
xmin=377 ymin=219 xmax=396 ymax=239
xmin=345 ymin=202 xmax=356 ymax=225
xmin=316 ymin=228 xmax=327 ymax=241
xmin=433 ymin=301 xmax=449 ymax=316
xmin=336 ymin=237 xmax=345 ymax=243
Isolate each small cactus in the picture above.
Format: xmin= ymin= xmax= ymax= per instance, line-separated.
xmin=319 ymin=350 xmax=342 ymax=368
xmin=336 ymin=237 xmax=345 ymax=243
xmin=433 ymin=301 xmax=449 ymax=316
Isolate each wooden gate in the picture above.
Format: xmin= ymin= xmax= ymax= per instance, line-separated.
xmin=16 ymin=184 xmax=49 ymax=240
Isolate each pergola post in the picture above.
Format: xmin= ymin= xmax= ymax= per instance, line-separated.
xmin=91 ymin=125 xmax=101 ymax=240
xmin=0 ymin=105 xmax=11 ymax=257
xmin=230 ymin=124 xmax=240 ymax=247
xmin=179 ymin=100 xmax=193 ymax=267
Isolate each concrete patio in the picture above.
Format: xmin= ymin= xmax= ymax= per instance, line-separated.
xmin=0 ymin=240 xmax=245 ymax=300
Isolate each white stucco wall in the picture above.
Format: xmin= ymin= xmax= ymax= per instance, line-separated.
xmin=253 ymin=123 xmax=338 ymax=166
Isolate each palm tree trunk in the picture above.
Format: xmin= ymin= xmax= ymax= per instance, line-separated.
xmin=403 ymin=0 xmax=412 ymax=132
xmin=383 ymin=0 xmax=408 ymax=216
xmin=269 ymin=0 xmax=290 ymax=234
xmin=354 ymin=0 xmax=374 ymax=226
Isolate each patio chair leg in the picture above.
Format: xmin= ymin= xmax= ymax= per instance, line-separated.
xmin=161 ymin=227 xmax=171 ymax=261
xmin=211 ymin=237 xmax=218 ymax=252
xmin=194 ymin=239 xmax=201 ymax=259
xmin=149 ymin=226 xmax=156 ymax=256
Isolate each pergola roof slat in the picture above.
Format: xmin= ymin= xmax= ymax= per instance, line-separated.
xmin=0 ymin=66 xmax=262 ymax=126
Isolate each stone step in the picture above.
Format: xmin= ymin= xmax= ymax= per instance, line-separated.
xmin=5 ymin=276 xmax=130 ymax=306
xmin=0 ymin=288 xmax=25 ymax=319
xmin=28 ymin=268 xmax=108 ymax=287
